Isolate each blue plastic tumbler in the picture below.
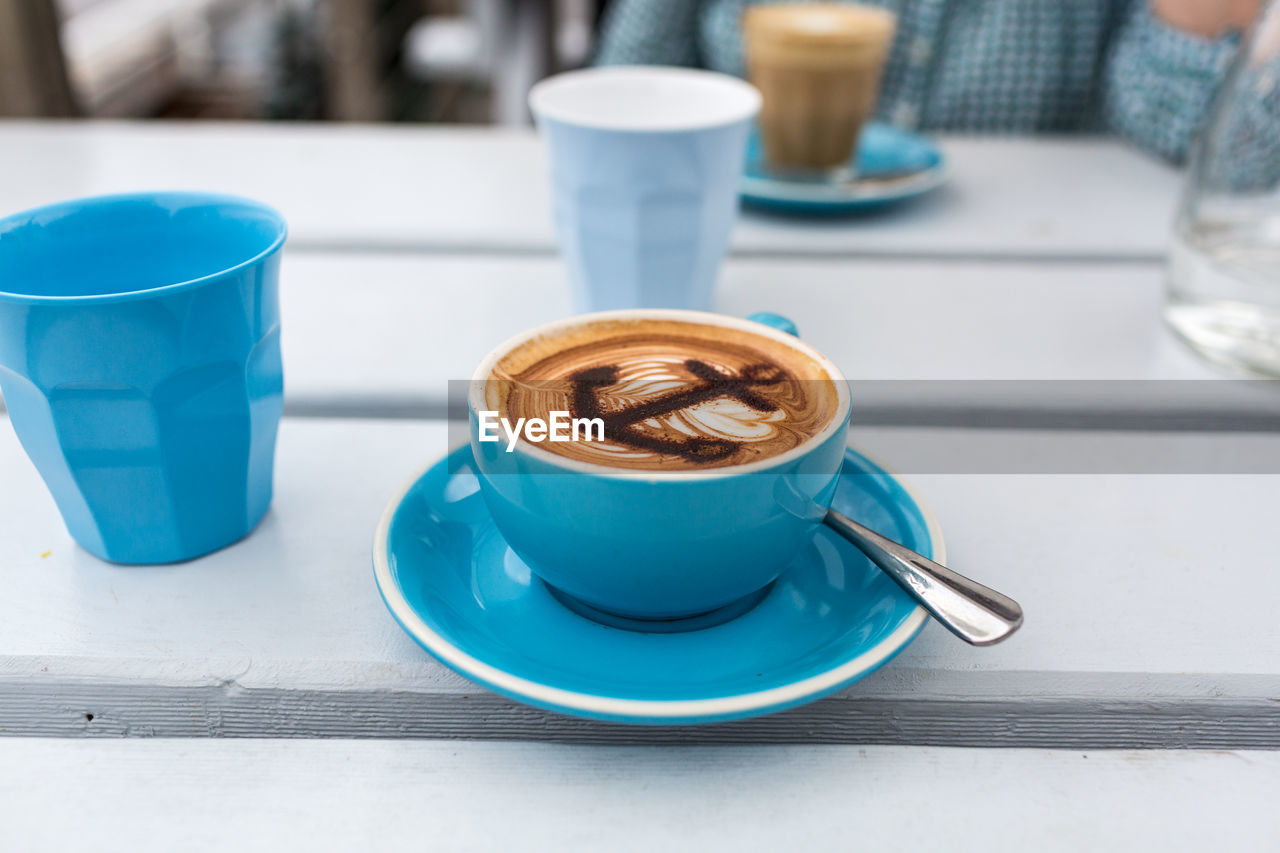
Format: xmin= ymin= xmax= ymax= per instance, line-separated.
xmin=0 ymin=192 xmax=287 ymax=563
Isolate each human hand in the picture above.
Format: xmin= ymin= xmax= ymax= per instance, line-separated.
xmin=1151 ymin=0 xmax=1264 ymax=37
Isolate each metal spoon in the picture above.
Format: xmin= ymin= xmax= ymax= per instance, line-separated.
xmin=823 ymin=509 xmax=1023 ymax=646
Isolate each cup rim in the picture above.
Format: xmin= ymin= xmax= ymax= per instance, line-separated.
xmin=469 ymin=308 xmax=853 ymax=482
xmin=0 ymin=191 xmax=288 ymax=306
xmin=528 ymin=65 xmax=762 ymax=133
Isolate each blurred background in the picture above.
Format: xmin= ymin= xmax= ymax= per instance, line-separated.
xmin=0 ymin=0 xmax=602 ymax=125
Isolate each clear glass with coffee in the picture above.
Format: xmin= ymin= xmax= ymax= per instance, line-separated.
xmin=743 ymin=3 xmax=897 ymax=174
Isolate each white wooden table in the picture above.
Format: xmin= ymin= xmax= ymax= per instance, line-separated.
xmin=0 ymin=121 xmax=1180 ymax=259
xmin=1 ymin=121 xmax=1277 ymax=850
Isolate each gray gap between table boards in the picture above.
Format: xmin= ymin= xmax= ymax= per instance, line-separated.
xmin=2 ymin=672 xmax=1278 ymax=748
xmin=6 ymin=399 xmax=1280 ymax=430
xmin=279 ymin=239 xmax=1170 ymax=266
xmin=274 ymin=399 xmax=1280 ymax=432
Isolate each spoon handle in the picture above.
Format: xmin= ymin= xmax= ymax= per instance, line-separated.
xmin=823 ymin=509 xmax=1023 ymax=646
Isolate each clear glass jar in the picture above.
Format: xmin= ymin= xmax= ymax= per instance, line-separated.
xmin=1166 ymin=1 xmax=1280 ymax=375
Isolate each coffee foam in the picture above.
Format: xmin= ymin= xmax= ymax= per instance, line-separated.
xmin=744 ymin=4 xmax=896 ymax=67
xmin=485 ymin=317 xmax=842 ymax=471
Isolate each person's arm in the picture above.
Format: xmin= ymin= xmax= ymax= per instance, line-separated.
xmin=1102 ymin=1 xmax=1260 ymax=162
xmin=593 ymin=0 xmax=704 ymax=67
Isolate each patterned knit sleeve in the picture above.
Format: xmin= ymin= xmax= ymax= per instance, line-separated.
xmin=1102 ymin=2 xmax=1239 ymax=162
xmin=1207 ymin=54 xmax=1280 ymax=191
xmin=593 ymin=0 xmax=704 ymax=67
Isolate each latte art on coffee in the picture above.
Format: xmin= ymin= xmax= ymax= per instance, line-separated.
xmin=484 ymin=318 xmax=842 ymax=470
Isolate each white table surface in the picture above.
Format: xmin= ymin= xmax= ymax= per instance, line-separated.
xmin=3 ymin=740 xmax=1277 ymax=852
xmin=0 ymin=120 xmax=1181 ymax=260
xmin=1 ymin=121 xmax=1276 ymax=848
xmin=267 ymin=252 xmax=1280 ymax=427
xmin=3 ymin=417 xmax=1278 ymax=746
xmin=4 ymin=251 xmax=1277 ymax=424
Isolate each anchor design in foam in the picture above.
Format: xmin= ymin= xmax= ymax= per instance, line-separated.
xmin=567 ymin=360 xmax=786 ymax=462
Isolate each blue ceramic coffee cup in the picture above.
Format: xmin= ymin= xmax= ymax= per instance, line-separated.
xmin=529 ymin=67 xmax=761 ymax=313
xmin=469 ymin=309 xmax=852 ymax=625
xmin=0 ymin=192 xmax=287 ymax=564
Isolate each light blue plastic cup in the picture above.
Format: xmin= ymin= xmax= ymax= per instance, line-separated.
xmin=529 ymin=66 xmax=761 ymax=313
xmin=0 ymin=192 xmax=287 ymax=564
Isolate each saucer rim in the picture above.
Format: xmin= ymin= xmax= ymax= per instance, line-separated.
xmin=739 ymin=122 xmax=947 ymax=207
xmin=740 ymin=162 xmax=947 ymax=204
xmin=372 ymin=444 xmax=942 ymax=723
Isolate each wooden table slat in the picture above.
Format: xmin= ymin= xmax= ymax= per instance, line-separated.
xmin=3 ymin=740 xmax=1278 ymax=852
xmin=2 ymin=417 xmax=1278 ymax=746
xmin=269 ymin=253 xmax=1277 ymax=427
xmin=0 ymin=121 xmax=1181 ymax=260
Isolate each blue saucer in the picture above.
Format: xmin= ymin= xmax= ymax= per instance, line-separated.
xmin=372 ymin=445 xmax=941 ymax=725
xmin=741 ymin=122 xmax=946 ymax=214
